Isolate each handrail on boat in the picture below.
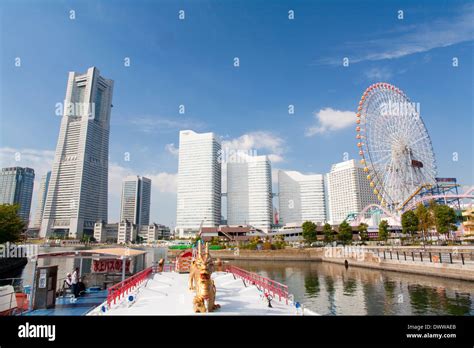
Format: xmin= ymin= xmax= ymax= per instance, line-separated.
xmin=106 ymin=267 xmax=152 ymax=307
xmin=225 ymin=265 xmax=289 ymax=304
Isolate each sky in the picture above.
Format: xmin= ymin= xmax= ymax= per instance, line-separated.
xmin=0 ymin=0 xmax=473 ymax=229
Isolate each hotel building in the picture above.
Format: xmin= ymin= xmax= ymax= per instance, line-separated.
xmin=32 ymin=171 xmax=51 ymax=229
xmin=175 ymin=130 xmax=221 ymax=238
xmin=41 ymin=67 xmax=114 ymax=238
xmin=227 ymin=154 xmax=273 ymax=232
xmin=120 ymin=176 xmax=151 ymax=227
xmin=326 ymin=159 xmax=377 ymax=224
xmin=278 ymin=170 xmax=326 ymax=226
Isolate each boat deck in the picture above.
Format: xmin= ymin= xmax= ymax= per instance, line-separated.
xmin=24 ymin=290 xmax=108 ymax=316
xmin=89 ymin=271 xmax=314 ymax=315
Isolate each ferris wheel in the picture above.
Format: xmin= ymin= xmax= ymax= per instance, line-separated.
xmin=356 ymin=82 xmax=437 ymax=211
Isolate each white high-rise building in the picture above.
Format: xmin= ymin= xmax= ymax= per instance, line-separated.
xmin=40 ymin=67 xmax=114 ymax=238
xmin=175 ymin=130 xmax=221 ymax=238
xmin=278 ymin=170 xmax=326 ymax=226
xmin=327 ymin=159 xmax=377 ymax=224
xmin=227 ymin=154 xmax=273 ymax=232
xmin=120 ymin=176 xmax=151 ymax=227
xmin=32 ymin=171 xmax=51 ymax=229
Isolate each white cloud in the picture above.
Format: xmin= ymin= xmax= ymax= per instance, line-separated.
xmin=222 ymin=131 xmax=286 ymax=163
xmin=268 ymin=154 xmax=284 ymax=163
xmin=305 ymin=108 xmax=355 ymax=136
xmin=364 ymin=67 xmax=393 ymax=81
xmin=165 ymin=143 xmax=179 ymax=156
xmin=144 ymin=172 xmax=178 ymax=193
xmin=316 ymin=4 xmax=474 ymax=65
xmin=109 ymin=163 xmax=177 ymax=196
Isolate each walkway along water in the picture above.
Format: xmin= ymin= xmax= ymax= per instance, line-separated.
xmin=207 ymin=246 xmax=474 ymax=282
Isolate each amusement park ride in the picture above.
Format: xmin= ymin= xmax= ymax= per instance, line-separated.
xmin=350 ymin=82 xmax=473 ymax=228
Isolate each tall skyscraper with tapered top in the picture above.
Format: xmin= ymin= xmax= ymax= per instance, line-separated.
xmin=40 ymin=67 xmax=114 ymax=238
xmin=175 ymin=130 xmax=221 ymax=238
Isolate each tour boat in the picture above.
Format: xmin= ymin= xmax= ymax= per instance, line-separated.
xmin=88 ymin=265 xmax=316 ymax=316
xmin=89 ymin=247 xmax=317 ymax=316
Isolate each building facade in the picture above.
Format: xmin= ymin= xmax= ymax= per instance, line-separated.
xmin=120 ymin=176 xmax=151 ymax=227
xmin=138 ymin=223 xmax=171 ymax=242
xmin=327 ymin=159 xmax=377 ymax=224
xmin=94 ymin=219 xmax=136 ymax=244
xmin=175 ymin=130 xmax=221 ymax=238
xmin=0 ymin=167 xmax=35 ymax=223
xmin=227 ymin=154 xmax=273 ymax=232
xmin=278 ymin=170 xmax=326 ymax=226
xmin=32 ymin=171 xmax=51 ymax=229
xmin=41 ymin=67 xmax=114 ymax=238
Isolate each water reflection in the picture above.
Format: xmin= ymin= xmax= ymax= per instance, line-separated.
xmin=231 ymin=260 xmax=474 ymax=316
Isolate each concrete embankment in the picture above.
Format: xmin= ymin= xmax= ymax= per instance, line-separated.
xmin=321 ymin=253 xmax=474 ymax=282
xmin=209 ymin=248 xmax=323 ymax=261
xmin=196 ymin=248 xmax=474 ymax=282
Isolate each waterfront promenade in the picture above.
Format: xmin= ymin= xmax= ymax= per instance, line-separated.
xmin=193 ymin=246 xmax=474 ymax=282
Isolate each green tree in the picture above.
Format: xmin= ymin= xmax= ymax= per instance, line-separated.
xmin=378 ymin=220 xmax=390 ymax=242
xmin=273 ymin=235 xmax=286 ymax=249
xmin=358 ymin=223 xmax=369 ymax=243
xmin=302 ymin=221 xmax=317 ymax=245
xmin=0 ymin=204 xmax=25 ymax=244
xmin=401 ymin=210 xmax=419 ymax=243
xmin=323 ymin=223 xmax=333 ymax=244
xmin=338 ymin=221 xmax=353 ymax=245
xmin=433 ymin=204 xmax=457 ymax=237
xmin=414 ymin=203 xmax=434 ymax=244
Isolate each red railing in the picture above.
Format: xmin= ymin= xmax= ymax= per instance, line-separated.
xmin=106 ymin=267 xmax=152 ymax=307
xmin=226 ymin=265 xmax=289 ymax=303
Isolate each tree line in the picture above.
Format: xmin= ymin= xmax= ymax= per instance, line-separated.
xmin=302 ymin=201 xmax=458 ymax=246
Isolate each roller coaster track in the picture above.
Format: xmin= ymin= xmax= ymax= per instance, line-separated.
xmin=402 ymin=186 xmax=474 ymax=212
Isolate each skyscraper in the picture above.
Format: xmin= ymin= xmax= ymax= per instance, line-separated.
xmin=40 ymin=67 xmax=114 ymax=238
xmin=120 ymin=175 xmax=151 ymax=227
xmin=176 ymin=130 xmax=221 ymax=238
xmin=32 ymin=171 xmax=51 ymax=229
xmin=278 ymin=170 xmax=326 ymax=226
xmin=326 ymin=159 xmax=377 ymax=224
xmin=0 ymin=167 xmax=35 ymax=223
xmin=227 ymin=154 xmax=273 ymax=232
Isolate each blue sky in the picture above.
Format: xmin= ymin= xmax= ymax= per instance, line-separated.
xmin=0 ymin=0 xmax=472 ymax=228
